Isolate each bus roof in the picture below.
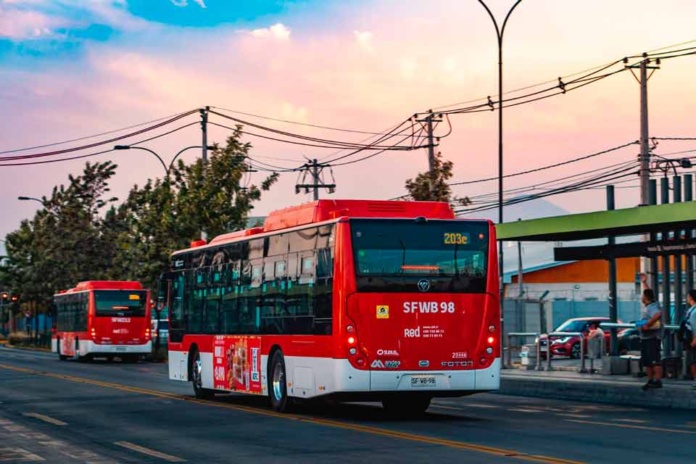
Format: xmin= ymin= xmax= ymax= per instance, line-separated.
xmin=183 ymin=199 xmax=455 ymax=249
xmin=57 ymin=281 xmax=145 ymax=295
xmin=178 ymin=199 xmax=460 ymax=253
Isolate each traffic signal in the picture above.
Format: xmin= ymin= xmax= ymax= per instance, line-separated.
xmin=10 ymin=295 xmax=18 ymax=303
xmin=1 ymin=292 xmax=8 ymax=303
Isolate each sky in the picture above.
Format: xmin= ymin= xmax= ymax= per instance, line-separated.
xmin=2 ymin=0 xmax=696 ymax=249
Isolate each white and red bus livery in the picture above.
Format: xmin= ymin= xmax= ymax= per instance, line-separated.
xmin=51 ymin=281 xmax=152 ymax=361
xmin=163 ymin=199 xmax=500 ymax=414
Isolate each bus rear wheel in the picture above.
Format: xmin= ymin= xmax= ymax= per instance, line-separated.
xmin=191 ymin=350 xmax=214 ymax=399
xmin=382 ymin=395 xmax=432 ymax=417
xmin=56 ymin=339 xmax=68 ymax=361
xmin=269 ymin=351 xmax=289 ymax=413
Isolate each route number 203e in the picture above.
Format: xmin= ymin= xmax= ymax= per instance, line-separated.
xmin=404 ymin=301 xmax=455 ymax=314
xmin=443 ymin=232 xmax=468 ymax=245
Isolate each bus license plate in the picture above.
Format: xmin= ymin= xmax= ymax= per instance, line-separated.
xmin=115 ymin=346 xmax=126 ymax=352
xmin=411 ymin=376 xmax=436 ymax=388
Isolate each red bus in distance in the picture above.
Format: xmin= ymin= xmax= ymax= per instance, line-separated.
xmin=162 ymin=199 xmax=499 ymax=414
xmin=51 ymin=281 xmax=152 ymax=362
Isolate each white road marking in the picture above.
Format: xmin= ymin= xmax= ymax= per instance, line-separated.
xmin=22 ymin=413 xmax=67 ymax=427
xmin=115 ymin=442 xmax=186 ymax=462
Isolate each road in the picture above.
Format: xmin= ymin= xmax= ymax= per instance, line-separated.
xmin=0 ymin=346 xmax=694 ymax=464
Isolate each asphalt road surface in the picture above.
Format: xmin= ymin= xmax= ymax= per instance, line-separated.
xmin=0 ymin=346 xmax=694 ymax=464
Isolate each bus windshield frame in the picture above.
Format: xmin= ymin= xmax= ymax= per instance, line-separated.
xmin=94 ymin=290 xmax=148 ymax=317
xmin=350 ymin=218 xmax=489 ymax=293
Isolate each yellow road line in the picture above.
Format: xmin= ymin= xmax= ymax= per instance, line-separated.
xmin=115 ymin=442 xmax=185 ymax=462
xmin=566 ymin=419 xmax=696 ymax=435
xmin=0 ymin=363 xmax=583 ymax=464
xmin=22 ymin=413 xmax=67 ymax=427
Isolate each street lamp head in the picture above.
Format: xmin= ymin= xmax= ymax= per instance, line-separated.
xmin=114 ymin=145 xmax=131 ymax=150
xmin=17 ymin=196 xmax=31 ymax=201
xmin=680 ymin=158 xmax=693 ymax=169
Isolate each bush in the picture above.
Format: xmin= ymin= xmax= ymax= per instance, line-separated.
xmin=8 ymin=332 xmax=30 ymax=346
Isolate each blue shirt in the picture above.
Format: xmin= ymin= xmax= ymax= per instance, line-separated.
xmin=640 ymin=301 xmax=662 ymax=339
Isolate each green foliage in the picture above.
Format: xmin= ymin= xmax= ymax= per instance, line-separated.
xmin=0 ymin=126 xmax=277 ymax=308
xmin=404 ymin=151 xmax=471 ymax=207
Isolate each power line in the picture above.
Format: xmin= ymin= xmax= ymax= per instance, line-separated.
xmin=0 ymin=109 xmax=199 ymax=155
xmin=449 ymin=141 xmax=638 ymax=187
xmin=0 ymin=110 xmax=199 ymax=162
xmin=0 ymin=122 xmax=198 ymax=167
xmin=210 ymin=106 xmax=384 ymax=135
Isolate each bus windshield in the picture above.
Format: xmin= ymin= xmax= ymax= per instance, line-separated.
xmin=94 ymin=290 xmax=147 ymax=317
xmin=351 ymin=219 xmax=489 ymax=292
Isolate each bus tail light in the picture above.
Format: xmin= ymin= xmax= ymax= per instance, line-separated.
xmin=90 ymin=328 xmax=96 ymax=337
xmin=347 ymin=336 xmax=356 ymax=345
xmin=146 ymin=328 xmax=151 ymax=338
xmin=487 ymin=336 xmax=495 ymax=345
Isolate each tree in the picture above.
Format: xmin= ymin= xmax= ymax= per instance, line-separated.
xmin=404 ymin=151 xmax=471 ymax=207
xmin=2 ymin=161 xmax=121 ymax=332
xmin=110 ymin=125 xmax=278 ymax=289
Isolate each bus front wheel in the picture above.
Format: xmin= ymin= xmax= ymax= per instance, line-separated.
xmin=191 ymin=350 xmax=214 ymax=399
xmin=382 ymin=395 xmax=431 ymax=417
xmin=269 ymin=351 xmax=289 ymax=413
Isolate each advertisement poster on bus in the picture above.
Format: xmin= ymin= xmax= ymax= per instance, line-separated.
xmin=213 ymin=336 xmax=262 ymax=394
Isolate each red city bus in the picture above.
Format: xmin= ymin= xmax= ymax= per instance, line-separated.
xmin=162 ymin=199 xmax=499 ymax=414
xmin=51 ymin=281 xmax=152 ymax=362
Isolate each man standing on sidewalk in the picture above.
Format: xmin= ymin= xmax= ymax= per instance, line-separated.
xmin=684 ymin=289 xmax=696 ymax=389
xmin=639 ymin=273 xmax=663 ymax=390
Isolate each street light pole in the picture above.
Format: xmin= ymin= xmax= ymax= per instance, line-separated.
xmin=114 ymin=145 xmax=168 ymax=176
xmin=168 ymin=145 xmax=216 ymax=173
xmin=478 ymin=0 xmax=522 ymax=353
xmin=17 ymin=196 xmax=44 ymax=205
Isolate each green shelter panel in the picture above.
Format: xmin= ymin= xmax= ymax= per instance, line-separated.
xmin=495 ymin=202 xmax=696 ymax=242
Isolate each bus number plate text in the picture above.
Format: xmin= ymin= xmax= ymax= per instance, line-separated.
xmin=410 ymin=376 xmax=436 ymax=388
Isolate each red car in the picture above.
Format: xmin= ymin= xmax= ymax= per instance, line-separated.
xmin=539 ymin=317 xmax=615 ymax=359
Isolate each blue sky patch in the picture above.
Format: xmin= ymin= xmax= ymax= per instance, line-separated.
xmin=126 ymin=0 xmax=299 ymax=28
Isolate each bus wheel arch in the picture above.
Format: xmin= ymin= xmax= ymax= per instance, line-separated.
xmin=56 ymin=338 xmax=68 ymax=361
xmin=187 ymin=344 xmax=199 ymax=382
xmin=189 ymin=345 xmax=214 ymax=399
xmin=268 ymin=347 xmax=289 ymax=412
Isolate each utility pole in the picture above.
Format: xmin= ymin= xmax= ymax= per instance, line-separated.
xmin=200 ymin=106 xmax=209 ymax=241
xmin=295 ymin=159 xmax=336 ymax=200
xmin=415 ymin=110 xmax=442 ymax=196
xmin=626 ymin=54 xmax=660 ymax=284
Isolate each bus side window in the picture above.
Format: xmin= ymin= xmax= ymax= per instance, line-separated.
xmin=169 ymin=272 xmax=186 ymax=342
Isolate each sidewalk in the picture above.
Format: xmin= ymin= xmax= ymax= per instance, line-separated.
xmin=500 ymin=364 xmax=696 ymax=410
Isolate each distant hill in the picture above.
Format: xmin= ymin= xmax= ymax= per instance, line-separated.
xmin=457 ymin=197 xmax=569 ymax=222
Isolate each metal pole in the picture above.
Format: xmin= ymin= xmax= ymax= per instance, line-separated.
xmin=477 ymin=0 xmax=523 ymax=370
xmin=673 ymin=176 xmax=683 ymax=326
xmin=660 ymin=177 xmax=672 ymax=354
xmin=200 ymin=106 xmax=209 ymax=242
xmin=426 ymin=111 xmax=436 ymax=196
xmin=579 ymin=335 xmax=587 ymax=373
xmin=685 ymin=174 xmax=694 ymax=296
xmin=607 ymin=186 xmax=619 ymax=356
xmin=649 ymin=180 xmax=659 ymax=290
xmin=312 ymin=159 xmax=320 ymax=201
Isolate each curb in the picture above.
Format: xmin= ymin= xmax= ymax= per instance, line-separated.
xmin=2 ymin=344 xmax=51 ymax=353
xmin=500 ymin=374 xmax=696 ymax=410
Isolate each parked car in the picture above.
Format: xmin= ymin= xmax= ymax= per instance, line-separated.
xmin=538 ymin=317 xmax=616 ymax=359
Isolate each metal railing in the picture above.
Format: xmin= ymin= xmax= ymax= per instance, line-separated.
xmin=505 ymin=332 xmax=541 ymax=370
xmin=545 ymin=332 xmax=586 ymax=373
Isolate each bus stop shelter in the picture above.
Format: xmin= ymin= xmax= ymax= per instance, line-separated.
xmin=495 ymin=200 xmax=696 ymax=357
